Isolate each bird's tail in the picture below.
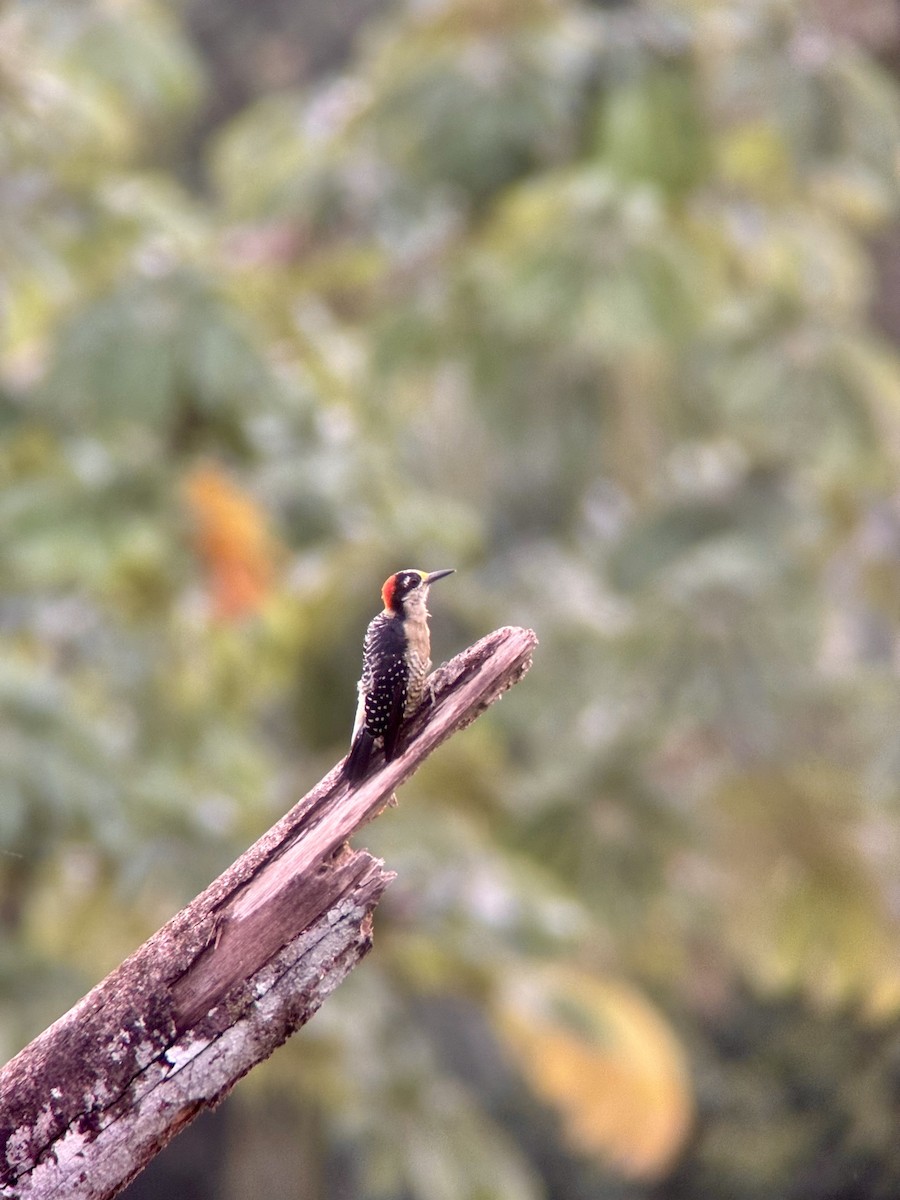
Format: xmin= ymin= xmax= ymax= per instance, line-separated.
xmin=344 ymin=729 xmax=376 ymax=783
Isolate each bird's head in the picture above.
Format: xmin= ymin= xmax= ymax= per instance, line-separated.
xmin=382 ymin=568 xmax=454 ymax=615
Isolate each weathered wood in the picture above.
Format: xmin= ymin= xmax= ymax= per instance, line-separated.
xmin=0 ymin=625 xmax=537 ymax=1200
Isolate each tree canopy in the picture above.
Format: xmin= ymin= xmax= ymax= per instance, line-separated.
xmin=5 ymin=0 xmax=900 ymax=1196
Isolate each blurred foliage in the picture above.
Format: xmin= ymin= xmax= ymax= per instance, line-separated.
xmin=5 ymin=0 xmax=900 ymax=1197
xmin=495 ymin=966 xmax=692 ymax=1177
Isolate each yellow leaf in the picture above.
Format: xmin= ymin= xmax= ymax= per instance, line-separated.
xmin=717 ymin=121 xmax=792 ymax=195
xmin=493 ymin=965 xmax=692 ymax=1179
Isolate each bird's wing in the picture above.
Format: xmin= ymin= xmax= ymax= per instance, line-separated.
xmin=360 ymin=614 xmax=408 ymax=760
xmin=381 ymin=678 xmax=407 ymax=762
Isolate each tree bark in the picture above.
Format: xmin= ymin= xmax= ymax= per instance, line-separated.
xmin=0 ymin=625 xmax=537 ymax=1200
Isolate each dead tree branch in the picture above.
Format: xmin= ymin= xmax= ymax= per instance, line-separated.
xmin=0 ymin=625 xmax=537 ymax=1200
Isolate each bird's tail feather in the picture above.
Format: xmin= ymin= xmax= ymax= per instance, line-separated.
xmin=344 ymin=729 xmax=376 ymax=783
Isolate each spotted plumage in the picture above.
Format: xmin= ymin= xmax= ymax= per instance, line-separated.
xmin=344 ymin=568 xmax=454 ymax=783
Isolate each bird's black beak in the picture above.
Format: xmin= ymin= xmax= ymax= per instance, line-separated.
xmin=425 ymin=569 xmax=455 ymax=585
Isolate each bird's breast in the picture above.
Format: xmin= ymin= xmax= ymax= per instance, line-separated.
xmin=402 ymin=614 xmax=432 ymax=712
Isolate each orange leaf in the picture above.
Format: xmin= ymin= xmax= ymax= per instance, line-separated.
xmin=184 ymin=463 xmax=278 ymax=621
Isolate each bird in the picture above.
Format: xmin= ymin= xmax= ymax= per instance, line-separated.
xmin=344 ymin=568 xmax=455 ymax=783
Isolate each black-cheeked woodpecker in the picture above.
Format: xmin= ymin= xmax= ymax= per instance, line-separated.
xmin=344 ymin=568 xmax=454 ymax=783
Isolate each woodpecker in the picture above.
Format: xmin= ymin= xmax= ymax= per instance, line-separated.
xmin=344 ymin=568 xmax=455 ymax=783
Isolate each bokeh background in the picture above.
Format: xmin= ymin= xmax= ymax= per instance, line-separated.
xmin=6 ymin=0 xmax=900 ymax=1196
